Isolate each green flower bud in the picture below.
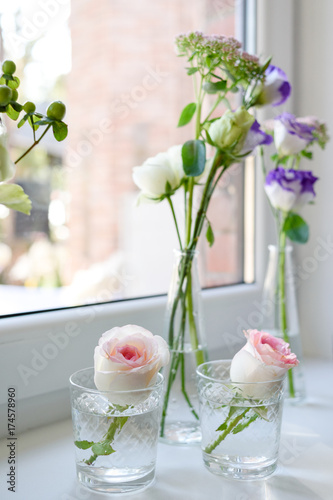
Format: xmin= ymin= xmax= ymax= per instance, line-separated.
xmin=209 ymin=106 xmax=255 ymax=151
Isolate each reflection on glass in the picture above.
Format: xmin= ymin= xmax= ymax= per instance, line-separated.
xmin=0 ymin=0 xmax=247 ymax=315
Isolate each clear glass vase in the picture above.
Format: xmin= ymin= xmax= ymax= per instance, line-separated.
xmin=196 ymin=360 xmax=286 ymax=480
xmin=261 ymin=244 xmax=306 ymax=402
xmin=69 ymin=368 xmax=164 ymax=494
xmin=160 ymin=249 xmax=208 ymax=445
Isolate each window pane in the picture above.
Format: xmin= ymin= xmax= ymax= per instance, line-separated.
xmin=0 ymin=0 xmax=253 ymax=315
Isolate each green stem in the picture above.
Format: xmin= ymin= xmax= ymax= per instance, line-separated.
xmin=14 ymin=124 xmax=52 ymax=164
xmin=84 ymin=415 xmax=128 ymax=465
xmin=186 ymin=269 xmax=205 ymax=366
xmin=180 ymin=351 xmax=199 ymax=420
xmin=167 ymin=196 xmax=183 ymax=250
xmin=260 ymin=146 xmax=279 ymax=239
xmin=186 ymin=179 xmax=194 ymax=246
xmin=278 ymin=225 xmax=295 ymax=398
xmin=203 ymin=94 xmax=223 ymax=123
xmin=188 ymin=150 xmax=225 ymax=250
xmin=204 ymin=409 xmax=250 ymax=454
xmin=160 ymin=296 xmax=186 ymax=436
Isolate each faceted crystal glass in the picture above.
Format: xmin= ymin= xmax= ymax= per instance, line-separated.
xmin=69 ymin=368 xmax=164 ymax=494
xmin=196 ymin=360 xmax=286 ymax=480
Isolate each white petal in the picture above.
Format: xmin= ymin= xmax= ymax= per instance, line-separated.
xmin=265 ymin=183 xmax=297 ymax=212
xmin=274 ymin=121 xmax=308 ymax=156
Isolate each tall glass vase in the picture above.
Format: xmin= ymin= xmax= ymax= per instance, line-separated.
xmin=160 ymin=249 xmax=208 ymax=445
xmin=261 ymin=244 xmax=306 ymax=402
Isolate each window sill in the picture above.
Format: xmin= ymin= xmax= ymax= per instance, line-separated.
xmin=1 ymin=358 xmax=332 ymax=500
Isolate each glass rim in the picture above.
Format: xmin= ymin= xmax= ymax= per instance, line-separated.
xmin=69 ymin=367 xmax=164 ymax=394
xmin=268 ymin=244 xmax=293 ymax=253
xmin=196 ymin=360 xmax=286 ymax=385
xmin=173 ymin=248 xmax=199 ymax=257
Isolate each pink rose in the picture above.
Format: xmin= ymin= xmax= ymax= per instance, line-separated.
xmin=230 ymin=329 xmax=299 ymax=398
xmin=94 ymin=325 xmax=169 ymax=404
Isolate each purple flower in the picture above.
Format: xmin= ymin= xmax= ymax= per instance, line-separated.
xmin=256 ymin=65 xmax=291 ymax=107
xmin=274 ymin=113 xmax=316 ymax=156
xmin=241 ymin=120 xmax=273 ymax=154
xmin=265 ymin=167 xmax=318 ymax=212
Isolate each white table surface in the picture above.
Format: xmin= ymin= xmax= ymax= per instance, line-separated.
xmin=1 ymin=359 xmax=332 ymax=500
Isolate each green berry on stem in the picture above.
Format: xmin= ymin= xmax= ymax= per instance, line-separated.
xmin=0 ymin=85 xmax=13 ymax=106
xmin=2 ymin=60 xmax=16 ymax=75
xmin=11 ymin=89 xmax=18 ymax=101
xmin=46 ymin=101 xmax=66 ymax=121
xmin=23 ymin=101 xmax=36 ymax=113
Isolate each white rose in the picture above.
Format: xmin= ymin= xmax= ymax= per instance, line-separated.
xmin=94 ymin=324 xmax=170 ymax=405
xmin=132 ymin=145 xmax=184 ymax=200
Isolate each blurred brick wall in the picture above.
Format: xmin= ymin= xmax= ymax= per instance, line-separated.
xmin=65 ymin=0 xmax=241 ymax=288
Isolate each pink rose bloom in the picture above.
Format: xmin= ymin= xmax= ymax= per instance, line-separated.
xmin=230 ymin=329 xmax=298 ymax=398
xmin=94 ymin=325 xmax=170 ymax=404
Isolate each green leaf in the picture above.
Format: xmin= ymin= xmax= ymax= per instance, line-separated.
xmin=165 ymin=180 xmax=173 ymax=195
xmin=232 ymin=414 xmax=258 ymax=434
xmin=74 ymin=440 xmax=94 ymax=450
xmin=181 ymin=140 xmax=206 ymax=177
xmin=34 ymin=118 xmax=54 ymax=126
xmin=91 ymin=441 xmax=115 ymax=456
xmin=177 ymin=102 xmax=197 ymax=127
xmin=10 ymin=101 xmax=23 ymax=112
xmin=253 ymin=406 xmax=269 ymax=421
xmin=186 ymin=67 xmax=198 ymax=75
xmin=216 ymin=421 xmax=228 ymax=432
xmin=205 ymin=55 xmax=213 ymax=68
xmin=206 ymin=220 xmax=215 ymax=247
xmin=7 ymin=77 xmax=20 ymax=90
xmin=28 ymin=114 xmax=40 ymax=131
xmin=6 ymin=104 xmax=20 ymax=120
xmin=260 ymin=56 xmax=272 ymax=74
xmin=283 ymin=213 xmax=309 ymax=244
xmin=1 ymin=73 xmax=14 ymax=81
xmin=228 ymin=406 xmax=240 ymax=418
xmin=203 ymin=81 xmax=227 ymax=94
xmin=204 ymin=128 xmax=215 ymax=146
xmin=52 ymin=121 xmax=68 ymax=141
xmin=301 ymin=150 xmax=313 ymax=159
xmin=17 ymin=114 xmax=30 ymax=129
xmin=0 ymin=183 xmax=31 ymax=214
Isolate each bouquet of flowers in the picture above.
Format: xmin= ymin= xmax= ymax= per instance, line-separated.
xmin=260 ymin=113 xmax=328 ymax=397
xmin=0 ymin=59 xmax=67 ymax=215
xmin=132 ymin=31 xmax=307 ymax=439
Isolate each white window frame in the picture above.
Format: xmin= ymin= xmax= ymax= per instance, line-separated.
xmin=0 ymin=0 xmax=295 ymax=436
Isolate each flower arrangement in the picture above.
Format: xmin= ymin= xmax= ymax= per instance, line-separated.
xmin=74 ymin=325 xmax=169 ymax=465
xmin=132 ymin=31 xmax=299 ymax=440
xmin=260 ymin=113 xmax=328 ymax=397
xmin=203 ymin=329 xmax=298 ymax=455
xmin=0 ymin=59 xmax=67 ymax=215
